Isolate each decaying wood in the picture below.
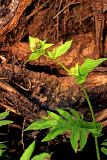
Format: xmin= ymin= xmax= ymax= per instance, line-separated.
xmin=0 ymin=0 xmax=106 ymax=53
xmin=0 ymin=81 xmax=16 ymax=93
xmin=0 ymin=0 xmax=107 ymax=128
xmin=0 ymin=0 xmax=20 ymax=28
xmin=96 ymin=109 xmax=107 ymax=127
xmin=0 ymin=0 xmax=33 ymax=36
xmin=0 ymin=33 xmax=99 ymax=75
xmin=0 ymin=64 xmax=107 ymax=126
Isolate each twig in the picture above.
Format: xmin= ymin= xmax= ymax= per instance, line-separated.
xmin=56 ymin=0 xmax=63 ymax=41
xmin=53 ymin=0 xmax=81 ymax=19
xmin=21 ymin=119 xmax=25 ymax=150
xmin=0 ymin=102 xmax=20 ymax=115
xmin=26 ymin=0 xmax=50 ymax=20
xmin=0 ymin=81 xmax=16 ymax=93
xmin=14 ymin=80 xmax=31 ymax=91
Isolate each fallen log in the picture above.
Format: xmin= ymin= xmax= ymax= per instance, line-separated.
xmin=0 ymin=33 xmax=100 ymax=75
xmin=0 ymin=0 xmax=33 ymax=38
xmin=0 ymin=64 xmax=107 ymax=127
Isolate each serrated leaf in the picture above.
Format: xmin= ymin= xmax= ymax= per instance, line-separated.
xmin=70 ymin=127 xmax=80 ymax=153
xmin=24 ymin=108 xmax=102 ymax=154
xmin=20 ymin=141 xmax=36 ymax=160
xmin=29 ymin=37 xmax=41 ymax=52
xmin=101 ymin=147 xmax=107 ymax=155
xmin=70 ymin=109 xmax=80 ymax=119
xmin=0 ymin=120 xmax=13 ymax=127
xmin=56 ymin=108 xmax=75 ymax=124
xmin=0 ymin=111 xmax=9 ymax=120
xmin=47 ymin=111 xmax=61 ymax=120
xmin=80 ymin=129 xmax=88 ymax=150
xmin=42 ymin=126 xmax=68 ymax=142
xmin=25 ymin=119 xmax=58 ymax=131
xmin=28 ymin=51 xmax=43 ymax=61
xmin=31 ymin=152 xmax=51 ymax=160
xmin=47 ymin=111 xmax=68 ymax=126
xmin=53 ymin=40 xmax=72 ymax=59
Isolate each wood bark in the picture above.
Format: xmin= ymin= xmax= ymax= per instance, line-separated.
xmin=0 ymin=64 xmax=107 ymax=127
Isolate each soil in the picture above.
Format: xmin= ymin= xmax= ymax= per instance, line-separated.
xmin=0 ymin=0 xmax=107 ymax=160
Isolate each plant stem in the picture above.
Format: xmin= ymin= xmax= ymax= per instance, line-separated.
xmin=82 ymin=86 xmax=95 ymax=121
xmin=82 ymin=86 xmax=100 ymax=160
xmin=43 ymin=53 xmax=100 ymax=159
xmin=56 ymin=60 xmax=70 ymax=73
xmin=43 ymin=53 xmax=70 ymax=73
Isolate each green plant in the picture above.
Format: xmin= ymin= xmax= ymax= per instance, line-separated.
xmin=101 ymin=139 xmax=107 ymax=156
xmin=0 ymin=142 xmax=8 ymax=158
xmin=27 ymin=37 xmax=54 ymax=62
xmin=25 ymin=109 xmax=101 ymax=153
xmin=0 ymin=111 xmax=13 ymax=126
xmin=20 ymin=141 xmax=51 ymax=160
xmin=0 ymin=111 xmax=13 ymax=158
xmin=26 ymin=36 xmax=107 ymax=160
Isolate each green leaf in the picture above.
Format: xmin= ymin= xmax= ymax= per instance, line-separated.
xmin=80 ymin=129 xmax=88 ymax=150
xmin=53 ymin=40 xmax=72 ymax=59
xmin=0 ymin=143 xmax=7 ymax=150
xmin=0 ymin=150 xmax=4 ymax=157
xmin=101 ymin=139 xmax=107 ymax=155
xmin=46 ymin=111 xmax=68 ymax=126
xmin=88 ymin=122 xmax=102 ymax=137
xmin=47 ymin=51 xmax=53 ymax=59
xmin=69 ymin=63 xmax=79 ymax=77
xmin=103 ymin=139 xmax=107 ymax=142
xmin=25 ymin=119 xmax=58 ymax=131
xmin=101 ymin=140 xmax=107 ymax=146
xmin=29 ymin=37 xmax=41 ymax=52
xmin=0 ymin=111 xmax=9 ymax=120
xmin=80 ymin=58 xmax=107 ymax=74
xmin=101 ymin=147 xmax=107 ymax=155
xmin=43 ymin=43 xmax=54 ymax=50
xmin=70 ymin=109 xmax=80 ymax=119
xmin=0 ymin=120 xmax=13 ymax=127
xmin=20 ymin=141 xmax=36 ymax=160
xmin=42 ymin=126 xmax=68 ymax=142
xmin=31 ymin=152 xmax=51 ymax=160
xmin=56 ymin=108 xmax=75 ymax=123
xmin=40 ymin=40 xmax=46 ymax=48
xmin=69 ymin=58 xmax=107 ymax=84
xmin=47 ymin=111 xmax=62 ymax=121
xmin=70 ymin=127 xmax=80 ymax=153
xmin=28 ymin=50 xmax=43 ymax=61
xmin=79 ymin=58 xmax=107 ymax=83
xmin=24 ymin=108 xmax=102 ymax=153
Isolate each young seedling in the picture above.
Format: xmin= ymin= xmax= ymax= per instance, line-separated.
xmin=26 ymin=36 xmax=107 ymax=160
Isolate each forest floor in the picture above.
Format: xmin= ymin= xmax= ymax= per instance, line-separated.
xmin=0 ymin=0 xmax=107 ymax=159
